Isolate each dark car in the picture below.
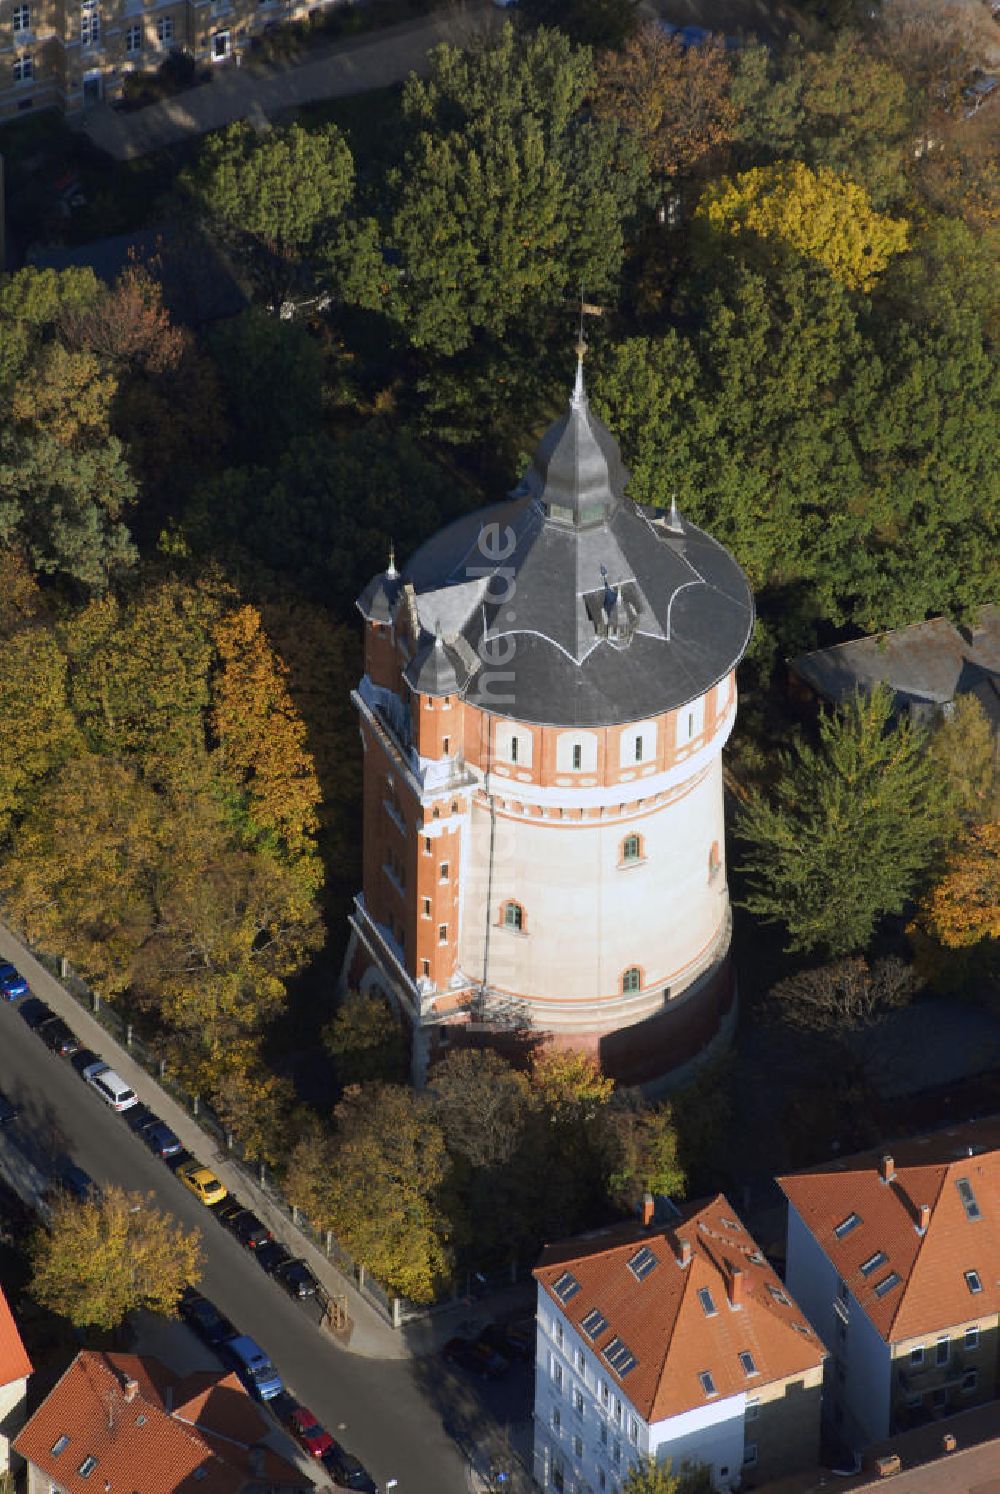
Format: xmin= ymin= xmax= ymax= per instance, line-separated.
xmin=274 ymin=1257 xmax=318 ymax=1299
xmin=321 ymin=1442 xmax=377 ymax=1492
xmin=71 ymin=1046 xmax=103 ymax=1077
xmin=255 ymin=1240 xmax=292 ymax=1276
xmin=39 ymin=1017 xmax=80 ymax=1058
xmin=144 ymin=1120 xmax=183 ymax=1159
xmin=0 ymin=1090 xmax=20 ymax=1125
xmin=0 ymin=962 xmax=29 ymax=1000
xmin=124 ymin=1103 xmax=159 ymax=1135
xmin=215 ymin=1198 xmax=246 ymax=1228
xmin=442 ymin=1335 xmax=510 ymax=1381
xmin=178 ymin=1290 xmax=236 ymax=1348
xmin=232 ymin=1211 xmax=272 ymax=1250
xmin=46 ymin=1162 xmax=96 ymax=1202
xmin=477 ymin=1319 xmax=534 ymax=1362
xmin=20 ymin=998 xmax=54 ymax=1031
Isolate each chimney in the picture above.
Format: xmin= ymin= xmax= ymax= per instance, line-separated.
xmin=916 ymin=1203 xmax=931 ymax=1234
xmin=675 ymin=1236 xmax=692 ymax=1269
xmin=642 ymin=1192 xmax=655 ymax=1229
xmin=123 ymin=1378 xmax=139 ymax=1403
xmin=726 ymin=1262 xmax=745 ymax=1309
xmin=879 ymin=1154 xmax=895 ymax=1184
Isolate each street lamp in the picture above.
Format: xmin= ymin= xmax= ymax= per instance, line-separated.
xmin=385 ymin=1481 xmax=398 ymax=1493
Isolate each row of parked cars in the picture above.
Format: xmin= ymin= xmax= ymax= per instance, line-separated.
xmin=0 ymin=958 xmax=378 ymax=1489
xmin=442 ymin=1319 xmax=534 ymax=1381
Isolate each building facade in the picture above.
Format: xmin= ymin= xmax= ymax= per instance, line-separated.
xmin=0 ymin=0 xmax=325 ymax=119
xmin=532 ymin=1194 xmax=826 ymax=1493
xmin=780 ymin=1118 xmax=1000 ymax=1453
xmin=344 ymin=355 xmax=754 ymax=1085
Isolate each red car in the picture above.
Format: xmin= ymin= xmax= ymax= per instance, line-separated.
xmin=289 ymin=1406 xmax=334 ymax=1458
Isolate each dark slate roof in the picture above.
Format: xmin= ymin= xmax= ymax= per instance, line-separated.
xmin=381 ymin=369 xmax=754 ymax=727
xmin=30 ymin=225 xmax=246 ymax=327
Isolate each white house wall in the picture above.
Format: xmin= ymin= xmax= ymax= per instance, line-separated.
xmin=649 ymin=1394 xmax=746 ymax=1491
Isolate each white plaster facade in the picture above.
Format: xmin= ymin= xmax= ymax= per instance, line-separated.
xmin=0 ymin=1373 xmax=28 ymax=1472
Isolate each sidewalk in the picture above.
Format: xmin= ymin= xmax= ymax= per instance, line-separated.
xmin=81 ymin=1 xmax=493 ymax=159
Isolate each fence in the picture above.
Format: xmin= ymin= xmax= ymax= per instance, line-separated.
xmin=28 ymin=944 xmax=527 ymax=1330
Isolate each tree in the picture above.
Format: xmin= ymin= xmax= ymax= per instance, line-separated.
xmin=916 ymin=821 xmax=1000 ymax=950
xmin=872 ymin=0 xmax=985 ymax=117
xmin=430 ymin=1049 xmax=534 ymax=1170
xmin=518 ymin=0 xmax=639 ymax=49
xmin=766 ymin=956 xmax=916 ymax=1032
xmin=736 ymin=687 xmax=952 ymax=956
xmin=697 ymin=162 xmax=910 ymax=290
xmin=30 ymin=1186 xmax=202 ymax=1330
xmin=388 ymin=24 xmax=647 ymax=354
xmin=321 ymin=1084 xmax=452 ymax=1301
xmin=622 ymin=1458 xmax=712 ymax=1494
xmin=602 ymin=1093 xmax=685 ymax=1211
xmin=0 ymin=630 xmax=79 ymax=838
xmin=593 ymin=24 xmax=737 ymax=182
xmin=927 ymin=695 xmax=999 ymax=825
xmin=208 ymin=309 xmax=324 ymax=466
xmin=324 ymin=992 xmax=409 ymax=1085
xmin=531 ymin=1048 xmax=615 ymax=1121
xmin=59 ymin=265 xmax=184 ymax=373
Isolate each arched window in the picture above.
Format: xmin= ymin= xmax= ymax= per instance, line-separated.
xmin=621 ymin=833 xmax=643 ymax=865
xmin=621 ymin=966 xmax=642 ymax=995
xmin=502 ymin=901 xmax=525 ymax=931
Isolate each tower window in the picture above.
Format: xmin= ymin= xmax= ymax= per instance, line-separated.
xmin=621 ymin=966 xmax=641 ymax=995
xmin=440 ymin=862 xmax=449 ymax=881
xmin=634 ymin=736 xmax=643 ymax=763
xmin=421 ymin=959 xmax=430 ymax=978
xmin=502 ymin=901 xmax=524 ymax=931
xmin=510 ymin=736 xmax=518 ymax=764
xmin=422 ymin=898 xmax=431 ymax=918
xmin=443 ymin=736 xmax=450 ymax=755
xmin=572 ymin=744 xmax=582 ymax=770
xmin=438 ymin=925 xmax=448 ymax=944
xmin=621 ymin=834 xmax=642 ymax=865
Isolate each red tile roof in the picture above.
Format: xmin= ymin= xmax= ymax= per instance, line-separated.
xmin=534 ymin=1193 xmax=826 ymax=1423
xmin=778 ymin=1117 xmax=1000 ymax=1342
xmin=13 ymin=1350 xmax=306 ymax=1494
xmin=0 ymin=1283 xmax=31 ymax=1386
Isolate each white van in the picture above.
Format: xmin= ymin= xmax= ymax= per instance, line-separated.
xmin=82 ymin=1061 xmax=138 ymax=1112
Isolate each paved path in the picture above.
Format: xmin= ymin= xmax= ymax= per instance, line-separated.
xmin=81 ymin=1 xmax=493 ymax=159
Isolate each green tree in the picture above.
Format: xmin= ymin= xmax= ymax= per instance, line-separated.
xmin=388 ymin=24 xmax=647 ymax=354
xmin=209 ymin=309 xmax=324 ymax=466
xmin=927 ymin=694 xmax=999 ymax=825
xmin=30 ymin=1187 xmax=202 ymax=1330
xmin=622 ymin=1458 xmax=712 ymax=1494
xmin=736 ymin=687 xmax=952 ymax=956
xmin=603 ymin=1093 xmax=685 ymax=1211
xmin=0 ymin=629 xmax=80 ymax=838
xmin=324 ymin=992 xmax=409 ymax=1085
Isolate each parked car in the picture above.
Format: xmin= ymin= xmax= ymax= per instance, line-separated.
xmin=215 ymin=1198 xmax=246 ymax=1228
xmin=442 ymin=1335 xmax=510 ymax=1380
xmin=71 ymin=1047 xmax=103 ymax=1077
xmin=255 ymin=1240 xmax=292 ymax=1277
xmin=477 ymin=1319 xmax=533 ymax=1362
xmin=124 ymin=1102 xmax=159 ymax=1135
xmin=20 ymin=997 xmax=54 ymax=1030
xmin=178 ymin=1289 xmax=236 ymax=1348
xmin=0 ymin=1090 xmax=20 ymax=1126
xmin=176 ymin=1160 xmax=227 ymax=1206
xmin=144 ymin=1120 xmax=183 ymax=1159
xmin=0 ymin=962 xmax=29 ymax=1000
xmin=39 ymin=1017 xmax=80 ymax=1058
xmin=321 ymin=1442 xmax=377 ymax=1492
xmin=289 ymin=1405 xmax=334 ymax=1458
xmin=232 ymin=1210 xmax=272 ymax=1250
xmin=47 ymin=1162 xmax=96 ymax=1202
xmin=221 ymin=1334 xmax=283 ymax=1401
xmin=274 ymin=1258 xmax=318 ymax=1299
xmin=82 ymin=1062 xmax=139 ymax=1113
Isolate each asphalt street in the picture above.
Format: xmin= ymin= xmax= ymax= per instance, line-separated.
xmin=0 ymin=993 xmax=481 ymax=1494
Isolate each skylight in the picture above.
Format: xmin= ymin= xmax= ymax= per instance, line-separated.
xmin=956 ymin=1179 xmax=982 ymax=1221
xmin=51 ymin=1435 xmax=70 ymax=1456
xmin=699 ymin=1371 xmax=717 ymax=1397
xmin=697 ymin=1287 xmax=718 ymax=1317
xmin=721 ymin=1218 xmax=741 ymax=1231
xmin=739 ymin=1351 xmax=758 ymax=1377
xmin=860 ymin=1251 xmax=888 ymax=1277
xmin=78 ymin=1456 xmax=98 ymax=1478
xmin=767 ymin=1285 xmax=790 ymax=1306
xmin=628 ymin=1245 xmax=659 ymax=1282
xmin=581 ymin=1308 xmax=609 ymax=1340
xmin=874 ymin=1272 xmax=902 ymax=1298
xmin=553 ymin=1271 xmax=582 ymax=1305
xmin=965 ymin=1270 xmax=983 ymax=1295
xmin=603 ymin=1337 xmax=638 ymax=1378
xmin=834 ymin=1213 xmax=862 ymax=1239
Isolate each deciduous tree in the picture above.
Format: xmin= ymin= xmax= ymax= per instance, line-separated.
xmin=766 ymin=956 xmax=916 ymax=1032
xmin=916 ymin=821 xmax=1000 ymax=950
xmin=430 ymin=1049 xmax=534 ymax=1170
xmin=927 ymin=695 xmax=999 ymax=825
xmin=324 ymin=992 xmax=409 ymax=1085
xmin=531 ymin=1048 xmax=615 ymax=1121
xmin=602 ymin=1092 xmax=685 ymax=1210
xmin=0 ymin=630 xmax=79 ymax=838
xmin=30 ymin=1187 xmax=202 ymax=1330
xmin=622 ymin=1458 xmax=712 ymax=1494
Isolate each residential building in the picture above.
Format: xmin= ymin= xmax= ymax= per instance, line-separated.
xmin=343 ymin=349 xmax=755 ymax=1085
xmin=14 ymin=1348 xmax=312 ymax=1492
xmin=0 ymin=1282 xmax=32 ymax=1472
xmin=0 ymin=0 xmax=328 ymax=120
xmin=532 ymin=1193 xmax=826 ymax=1493
xmin=779 ymin=1118 xmax=1000 ymax=1452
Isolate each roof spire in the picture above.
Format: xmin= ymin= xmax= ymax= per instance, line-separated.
xmin=386 ymin=541 xmax=398 ymax=580
xmin=572 ymin=335 xmax=588 ymax=408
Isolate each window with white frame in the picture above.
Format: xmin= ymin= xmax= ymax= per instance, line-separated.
xmin=12 ymin=51 xmax=32 ymax=79
xmin=497 ymin=723 xmax=531 ymax=768
xmin=676 ymin=695 xmax=705 ymax=747
xmin=746 ymin=1396 xmax=759 ymax=1422
xmin=573 ymin=1388 xmax=584 ymax=1417
xmin=612 ymin=1439 xmax=621 ymax=1466
xmin=600 ymin=1381 xmax=610 ymax=1408
xmin=555 ymin=1321 xmax=564 ymax=1349
xmin=156 ymin=14 xmax=173 ymax=41
xmin=125 ymin=21 xmax=141 ymax=50
xmin=613 ymin=1398 xmax=622 ymax=1425
xmin=211 ymin=29 xmax=230 ymax=58
xmin=619 ymin=722 xmax=656 ymax=769
xmin=557 ymin=732 xmax=596 ymax=773
xmin=936 ymin=1336 xmax=950 ymax=1367
xmin=551 ymin=1406 xmax=561 ymax=1432
xmin=600 ymin=1420 xmax=608 ymax=1446
xmin=627 ymin=1417 xmax=638 ymax=1445
xmin=910 ymin=1346 xmax=924 ymax=1367
xmin=573 ymin=1435 xmax=583 ymax=1458
xmin=551 ymin=1358 xmax=563 ymax=1391
xmin=12 ymin=4 xmax=29 ymax=31
xmin=965 ymin=1326 xmax=980 ymax=1351
xmin=80 ymin=0 xmax=99 ymax=44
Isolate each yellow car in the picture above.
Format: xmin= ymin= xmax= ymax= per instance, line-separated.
xmin=177 ymin=1161 xmax=228 ymax=1207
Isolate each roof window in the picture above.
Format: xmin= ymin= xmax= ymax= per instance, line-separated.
xmin=965 ymin=1270 xmax=983 ymax=1294
xmin=860 ymin=1251 xmax=888 ymax=1277
xmin=957 ymin=1178 xmax=982 ymax=1221
xmin=699 ymin=1371 xmax=717 ymax=1397
xmin=739 ymin=1351 xmax=758 ymax=1377
xmin=834 ymin=1212 xmax=862 ymax=1239
xmin=767 ymin=1285 xmax=790 ymax=1306
xmin=721 ymin=1217 xmax=741 ymax=1231
xmin=603 ymin=1337 xmax=637 ymax=1378
xmin=78 ymin=1456 xmax=98 ymax=1478
xmin=874 ymin=1272 xmax=902 ymax=1298
xmin=581 ymin=1308 xmax=609 ymax=1340
xmin=697 ymin=1288 xmax=718 ymax=1317
xmin=553 ymin=1271 xmax=582 ymax=1305
xmin=627 ymin=1246 xmax=659 ymax=1282
xmin=51 ymin=1435 xmax=70 ymax=1455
